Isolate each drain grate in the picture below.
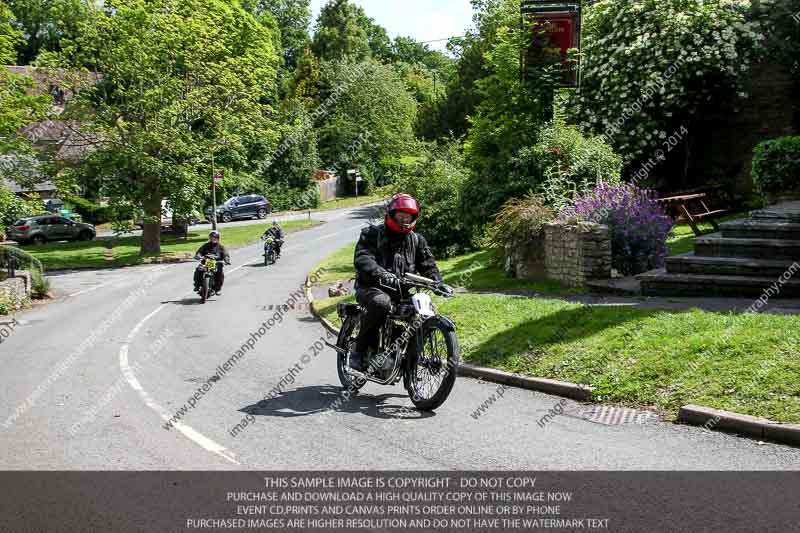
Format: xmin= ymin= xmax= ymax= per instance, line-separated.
xmin=262 ymin=303 xmax=310 ymax=312
xmin=570 ymin=406 xmax=659 ymax=426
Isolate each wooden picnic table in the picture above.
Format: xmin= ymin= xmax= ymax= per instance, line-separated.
xmin=656 ymin=192 xmax=728 ymax=236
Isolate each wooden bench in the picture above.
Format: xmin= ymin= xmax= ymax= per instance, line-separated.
xmin=656 ymin=193 xmax=728 ymax=236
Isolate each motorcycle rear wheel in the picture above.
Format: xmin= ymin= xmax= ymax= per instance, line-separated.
xmin=336 ymin=315 xmax=366 ymax=393
xmin=404 ymin=320 xmax=459 ymax=411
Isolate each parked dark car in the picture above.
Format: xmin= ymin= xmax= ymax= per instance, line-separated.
xmin=206 ymin=194 xmax=271 ymax=223
xmin=6 ymin=215 xmax=96 ymax=244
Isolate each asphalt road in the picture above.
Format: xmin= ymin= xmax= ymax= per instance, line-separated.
xmin=2 ymin=204 xmax=799 ymax=470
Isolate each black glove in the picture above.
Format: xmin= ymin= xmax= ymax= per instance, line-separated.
xmin=379 ymin=271 xmax=399 ymax=287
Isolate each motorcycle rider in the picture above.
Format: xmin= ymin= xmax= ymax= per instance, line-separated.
xmin=194 ymin=231 xmax=231 ymax=294
xmin=263 ymin=221 xmax=284 ymax=258
xmin=351 ymin=193 xmax=442 ymax=372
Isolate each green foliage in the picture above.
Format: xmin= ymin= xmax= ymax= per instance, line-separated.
xmin=390 ymin=142 xmax=472 ymax=257
xmin=259 ymin=182 xmax=319 ymax=211
xmin=461 ymin=13 xmax=559 ymax=227
xmin=529 ymin=121 xmax=622 ymax=210
xmin=6 ymin=0 xmax=93 ymax=64
xmin=568 ymin=0 xmax=764 ymax=165
xmin=752 ymin=136 xmax=800 ymax=194
xmin=53 ymin=0 xmax=281 ymax=254
xmin=259 ymin=98 xmax=320 ymax=190
xmin=311 ymin=0 xmax=370 ymax=61
xmin=0 ymin=68 xmax=50 ymax=154
xmin=0 ymin=185 xmax=43 ymax=227
xmin=30 ymin=267 xmax=50 ymax=299
xmin=758 ymin=0 xmax=800 ymax=81
xmin=316 ymin=59 xmax=417 ymax=180
xmin=0 ymin=1 xmax=20 ymax=64
xmin=418 ymin=0 xmax=518 ymax=140
xmin=483 ymin=193 xmax=555 ymax=253
xmin=251 ymin=0 xmax=311 ymax=69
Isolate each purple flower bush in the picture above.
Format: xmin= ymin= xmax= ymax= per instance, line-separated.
xmin=563 ymin=183 xmax=674 ymax=276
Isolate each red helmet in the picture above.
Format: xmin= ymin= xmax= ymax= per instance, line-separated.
xmin=385 ymin=193 xmax=419 ymax=234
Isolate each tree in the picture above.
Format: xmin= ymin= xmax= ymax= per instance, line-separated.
xmin=316 ymin=59 xmax=417 ymax=186
xmin=6 ymin=0 xmax=92 ymax=64
xmin=0 ymin=0 xmax=20 ymax=64
xmin=54 ymin=0 xmax=280 ymax=255
xmin=356 ymin=11 xmax=392 ymax=61
xmin=311 ymin=0 xmax=369 ymax=61
xmin=252 ymin=0 xmax=311 ymax=70
xmin=461 ymin=16 xmax=558 ymax=225
xmin=258 ymin=98 xmax=319 ymax=191
xmin=567 ymin=0 xmax=763 ymax=169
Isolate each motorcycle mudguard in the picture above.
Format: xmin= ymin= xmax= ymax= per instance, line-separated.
xmin=424 ymin=315 xmax=456 ymax=332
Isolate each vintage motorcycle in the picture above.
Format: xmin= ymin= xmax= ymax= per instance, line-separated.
xmin=326 ymin=273 xmax=459 ymax=411
xmin=262 ymin=235 xmax=277 ymax=266
xmin=196 ymin=254 xmax=226 ymax=303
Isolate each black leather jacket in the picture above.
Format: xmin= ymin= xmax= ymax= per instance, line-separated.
xmin=354 ymin=223 xmax=441 ymax=290
xmin=195 ymin=242 xmax=230 ymax=262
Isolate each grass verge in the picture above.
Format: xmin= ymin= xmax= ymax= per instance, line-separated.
xmin=26 ymin=219 xmax=322 ymax=271
xmin=311 ymin=243 xmax=800 ymax=424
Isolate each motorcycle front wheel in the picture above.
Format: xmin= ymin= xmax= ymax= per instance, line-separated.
xmin=200 ymin=276 xmax=210 ymax=304
xmin=404 ymin=319 xmax=459 ymax=411
xmin=336 ymin=315 xmax=366 ymax=393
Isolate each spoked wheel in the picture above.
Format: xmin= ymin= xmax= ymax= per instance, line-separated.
xmin=336 ymin=315 xmax=366 ymax=393
xmin=404 ymin=319 xmax=459 ymax=411
xmin=200 ymin=276 xmax=210 ymax=304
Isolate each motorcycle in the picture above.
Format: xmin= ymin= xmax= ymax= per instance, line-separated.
xmin=196 ymin=254 xmax=226 ymax=303
xmin=262 ymin=235 xmax=277 ymax=266
xmin=325 ymin=273 xmax=459 ymax=411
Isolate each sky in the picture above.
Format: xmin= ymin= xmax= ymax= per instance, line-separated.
xmin=308 ymin=0 xmax=476 ymax=53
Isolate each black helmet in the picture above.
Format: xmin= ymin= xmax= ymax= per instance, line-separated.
xmin=209 ymin=231 xmax=220 ymax=240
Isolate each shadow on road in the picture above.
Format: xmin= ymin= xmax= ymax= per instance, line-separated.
xmin=239 ymin=385 xmax=435 ymax=421
xmin=347 ymin=205 xmax=384 ymax=222
xmin=161 ymin=298 xmax=205 ymax=306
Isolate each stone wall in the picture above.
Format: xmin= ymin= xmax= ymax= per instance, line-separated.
xmin=505 ymin=223 xmax=612 ymax=288
xmin=0 ymin=270 xmax=32 ymax=310
xmin=544 ymin=223 xmax=612 ymax=287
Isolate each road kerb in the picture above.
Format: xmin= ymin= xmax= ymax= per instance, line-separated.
xmin=458 ymin=363 xmax=593 ymax=402
xmin=306 ymin=276 xmax=800 ymax=448
xmin=304 ymin=278 xmax=594 ymax=403
xmin=679 ymin=404 xmax=800 ymax=446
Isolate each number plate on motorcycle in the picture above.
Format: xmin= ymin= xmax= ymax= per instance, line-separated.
xmin=206 ymin=259 xmax=217 ymax=269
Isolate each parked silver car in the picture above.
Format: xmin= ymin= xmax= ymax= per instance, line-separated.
xmin=6 ymin=215 xmax=96 ymax=244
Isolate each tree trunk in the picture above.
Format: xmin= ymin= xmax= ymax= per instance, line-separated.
xmin=141 ymin=194 xmax=162 ymax=256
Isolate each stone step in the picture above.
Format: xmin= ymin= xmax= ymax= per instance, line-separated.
xmin=666 ymin=253 xmax=799 ymax=278
xmin=638 ymin=269 xmax=800 ymax=298
xmin=694 ymin=234 xmax=800 ymax=260
xmin=751 ymin=201 xmax=800 ymax=223
xmin=720 ymin=219 xmax=800 ymax=240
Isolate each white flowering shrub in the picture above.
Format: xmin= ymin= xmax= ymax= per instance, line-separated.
xmin=567 ymin=0 xmax=764 ymax=165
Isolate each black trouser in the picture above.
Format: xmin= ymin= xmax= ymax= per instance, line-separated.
xmin=355 ymin=287 xmax=392 ymax=355
xmin=194 ymin=263 xmax=224 ymax=291
xmin=275 ymin=239 xmax=283 ymax=256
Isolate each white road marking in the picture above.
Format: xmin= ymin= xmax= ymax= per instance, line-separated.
xmin=119 ymin=304 xmax=240 ymax=465
xmin=117 ymin=218 xmax=364 ymax=465
xmin=68 ymin=280 xmax=116 ymax=298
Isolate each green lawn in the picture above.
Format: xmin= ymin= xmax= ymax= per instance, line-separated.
xmin=27 ymin=219 xmax=321 ymax=271
xmin=311 ymin=242 xmax=800 ymax=424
